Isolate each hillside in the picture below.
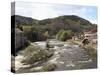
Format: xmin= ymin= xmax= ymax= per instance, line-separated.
xmin=12 ymin=15 xmax=96 ymax=32
xmin=12 ymin=15 xmax=38 ymax=26
xmin=11 ymin=15 xmax=97 ymax=42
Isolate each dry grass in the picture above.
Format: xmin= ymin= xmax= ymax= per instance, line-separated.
xmin=21 ymin=45 xmax=53 ymax=64
xmin=82 ymin=45 xmax=97 ymax=60
xmin=68 ymin=40 xmax=97 ymax=60
xmin=42 ymin=63 xmax=57 ymax=71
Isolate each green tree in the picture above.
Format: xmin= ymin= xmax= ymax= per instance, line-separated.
xmin=57 ymin=30 xmax=73 ymax=41
xmin=44 ymin=31 xmax=49 ymax=39
xmin=56 ymin=29 xmax=64 ymax=39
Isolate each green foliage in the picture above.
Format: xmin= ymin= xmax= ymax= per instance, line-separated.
xmin=12 ymin=15 xmax=96 ymax=37
xmin=44 ymin=31 xmax=50 ymax=39
xmin=56 ymin=29 xmax=64 ymax=39
xmin=59 ymin=31 xmax=68 ymax=41
xmin=57 ymin=30 xmax=73 ymax=41
xmin=22 ymin=26 xmax=48 ymax=42
xmin=21 ymin=45 xmax=53 ymax=64
xmin=14 ymin=15 xmax=96 ymax=40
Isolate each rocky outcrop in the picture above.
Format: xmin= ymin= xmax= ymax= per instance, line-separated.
xmin=15 ymin=28 xmax=28 ymax=54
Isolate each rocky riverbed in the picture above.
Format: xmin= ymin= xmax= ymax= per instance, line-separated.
xmin=12 ymin=39 xmax=97 ymax=73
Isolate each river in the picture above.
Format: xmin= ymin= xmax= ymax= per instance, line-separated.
xmin=14 ymin=39 xmax=97 ymax=73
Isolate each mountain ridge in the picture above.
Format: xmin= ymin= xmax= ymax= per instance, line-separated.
xmin=11 ymin=15 xmax=97 ymax=33
xmin=11 ymin=15 xmax=93 ymax=25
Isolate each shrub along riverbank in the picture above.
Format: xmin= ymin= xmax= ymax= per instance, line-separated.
xmin=68 ymin=40 xmax=97 ymax=60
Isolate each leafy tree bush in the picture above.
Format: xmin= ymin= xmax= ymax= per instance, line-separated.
xmin=22 ymin=26 xmax=48 ymax=42
xmin=44 ymin=31 xmax=50 ymax=39
xmin=59 ymin=31 xmax=68 ymax=41
xmin=56 ymin=29 xmax=64 ymax=39
xmin=57 ymin=30 xmax=73 ymax=41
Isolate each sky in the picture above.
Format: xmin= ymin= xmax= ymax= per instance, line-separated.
xmin=12 ymin=2 xmax=98 ymax=24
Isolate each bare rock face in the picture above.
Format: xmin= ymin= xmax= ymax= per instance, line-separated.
xmin=15 ymin=28 xmax=28 ymax=54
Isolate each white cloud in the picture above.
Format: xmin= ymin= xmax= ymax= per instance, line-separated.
xmin=31 ymin=4 xmax=59 ymax=20
xmin=15 ymin=2 xmax=97 ymax=24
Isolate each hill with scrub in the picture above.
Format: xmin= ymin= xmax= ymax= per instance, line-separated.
xmin=12 ymin=15 xmax=97 ymax=42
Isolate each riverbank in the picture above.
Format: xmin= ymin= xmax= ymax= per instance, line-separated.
xmin=12 ymin=39 xmax=97 ymax=73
